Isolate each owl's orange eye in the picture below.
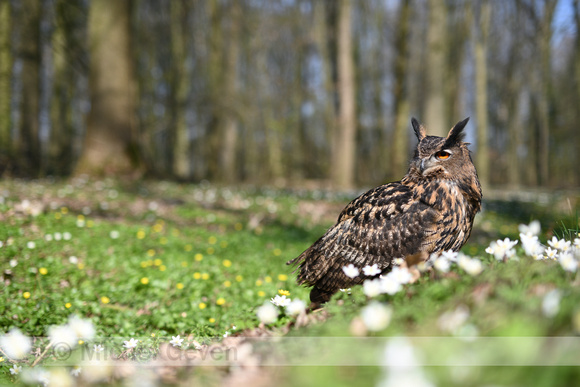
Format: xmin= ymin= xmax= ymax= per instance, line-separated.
xmin=435 ymin=150 xmax=451 ymax=160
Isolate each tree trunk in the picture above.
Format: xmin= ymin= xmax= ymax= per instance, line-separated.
xmin=474 ymin=0 xmax=491 ymax=189
xmin=0 ymin=0 xmax=11 ymax=174
xmin=536 ymin=0 xmax=557 ymax=186
xmin=170 ymin=0 xmax=190 ymax=180
xmin=75 ymin=0 xmax=139 ymax=177
xmin=331 ymin=0 xmax=356 ymax=189
xmin=392 ymin=0 xmax=411 ymax=179
xmin=424 ymin=0 xmax=447 ymax=136
xmin=218 ymin=0 xmax=241 ymax=183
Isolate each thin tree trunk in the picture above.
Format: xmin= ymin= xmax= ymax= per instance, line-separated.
xmin=170 ymin=0 xmax=190 ymax=180
xmin=392 ymin=0 xmax=411 ymax=179
xmin=331 ymin=0 xmax=356 ymax=189
xmin=536 ymin=0 xmax=557 ymax=186
xmin=75 ymin=0 xmax=140 ymax=177
xmin=219 ymin=0 xmax=241 ymax=183
xmin=0 ymin=0 xmax=11 ymax=173
xmin=424 ymin=0 xmax=447 ymax=136
xmin=474 ymin=0 xmax=491 ymax=189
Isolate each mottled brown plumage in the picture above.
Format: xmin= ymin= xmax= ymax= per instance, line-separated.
xmin=287 ymin=118 xmax=482 ymax=306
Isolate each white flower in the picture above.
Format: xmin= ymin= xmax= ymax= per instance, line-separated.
xmin=441 ymin=250 xmax=458 ymax=262
xmin=54 ymin=232 xmax=62 ymax=241
xmin=574 ymin=238 xmax=580 ymax=249
xmin=379 ymin=276 xmax=402 ymax=295
xmin=285 ymin=299 xmax=307 ymax=316
xmin=256 ymin=302 xmax=279 ymax=324
xmin=548 ymin=236 xmax=571 ymax=251
xmin=361 ymin=301 xmax=392 ymax=331
xmin=68 ymin=315 xmax=95 ymax=340
xmin=457 ymin=255 xmax=483 ymax=276
xmin=486 ymin=238 xmax=518 ymax=261
xmin=70 ymin=366 xmax=82 ymax=377
xmin=519 ymin=233 xmax=544 ymax=257
xmin=544 ymin=247 xmax=559 ymax=260
xmin=49 ymin=325 xmax=77 ymax=349
xmin=109 ymin=230 xmax=120 ymax=239
xmin=342 ymin=264 xmax=360 ymax=278
xmin=433 ymin=257 xmax=451 ymax=273
xmin=380 ymin=337 xmax=435 ymax=387
xmin=45 ymin=234 xmax=53 ymax=242
xmin=542 ymin=289 xmax=561 ymax=318
xmin=518 ymin=220 xmax=541 ymax=236
xmin=0 ymin=328 xmax=32 ymax=359
xmin=363 ymin=263 xmax=381 ymax=276
xmin=63 ymin=232 xmax=72 ymax=240
xmin=9 ymin=259 xmax=17 ymax=267
xmin=363 ymin=278 xmax=382 ymax=297
xmin=21 ymin=368 xmax=51 ymax=387
xmin=9 ymin=364 xmax=22 ymax=375
xmin=68 ymin=256 xmax=78 ymax=264
xmin=170 ymin=335 xmax=184 ymax=347
xmin=558 ymin=252 xmax=578 ymax=273
xmin=387 ymin=266 xmax=412 ymax=284
xmin=93 ymin=344 xmax=104 ymax=353
xmin=437 ymin=305 xmax=470 ymax=334
xmin=123 ymin=338 xmax=139 ymax=349
xmin=27 ymin=241 xmax=36 ymax=249
xmin=392 ymin=258 xmax=404 ymax=266
xmin=270 ymin=294 xmax=291 ymax=307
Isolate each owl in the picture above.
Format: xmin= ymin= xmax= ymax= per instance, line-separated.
xmin=287 ymin=118 xmax=482 ymax=307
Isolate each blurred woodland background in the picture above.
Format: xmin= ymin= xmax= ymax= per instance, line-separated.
xmin=0 ymin=0 xmax=579 ymax=189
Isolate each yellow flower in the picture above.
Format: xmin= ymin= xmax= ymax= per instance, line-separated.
xmin=151 ymin=333 xmax=156 ymax=337
xmin=199 ymin=302 xmax=207 ymax=309
xmin=273 ymin=248 xmax=282 ymax=256
xmin=265 ymin=276 xmax=272 ymax=283
xmin=278 ymin=274 xmax=288 ymax=281
xmin=255 ymin=280 xmax=263 ymax=286
xmin=159 ymin=265 xmax=167 ymax=272
xmin=0 ymin=356 xmax=4 ymax=362
xmin=137 ymin=230 xmax=146 ymax=239
xmin=147 ymin=249 xmax=155 ymax=257
xmin=101 ymin=296 xmax=110 ymax=304
xmin=160 ymin=237 xmax=168 ymax=245
xmin=258 ymin=290 xmax=266 ymax=297
xmin=234 ymin=223 xmax=243 ymax=231
xmin=61 ymin=207 xmax=68 ymax=214
xmin=207 ymin=247 xmax=215 ymax=255
xmin=39 ymin=267 xmax=48 ymax=275
xmin=54 ymin=212 xmax=62 ymax=220
xmin=222 ymin=259 xmax=232 ymax=268
xmin=140 ymin=261 xmax=148 ymax=268
xmin=216 ymin=298 xmax=226 ymax=306
xmin=193 ymin=272 xmax=201 ymax=279
xmin=224 ymin=280 xmax=232 ymax=287
xmin=209 ymin=317 xmax=216 ymax=323
xmin=181 ymin=261 xmax=188 ymax=268
xmin=77 ymin=263 xmax=85 ymax=270
xmin=201 ymin=273 xmax=210 ymax=280
xmin=176 ymin=283 xmax=184 ymax=290
xmin=194 ymin=253 xmax=203 ymax=261
xmin=140 ymin=277 xmax=149 ymax=285
xmin=77 ymin=214 xmax=85 ymax=221
xmin=78 ymin=340 xmax=84 ymax=345
xmin=208 ymin=236 xmax=217 ymax=245
xmin=65 ymin=302 xmax=72 ymax=308
xmin=153 ymin=223 xmax=163 ymax=233
xmin=235 ymin=275 xmax=243 ymax=282
xmin=87 ymin=220 xmax=94 ymax=228
xmin=154 ymin=258 xmax=162 ymax=266
xmin=23 ymin=292 xmax=31 ymax=299
xmin=184 ymin=244 xmax=192 ymax=252
xmin=278 ymin=289 xmax=290 ymax=296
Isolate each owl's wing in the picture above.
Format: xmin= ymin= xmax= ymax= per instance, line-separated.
xmin=288 ymin=182 xmax=441 ymax=293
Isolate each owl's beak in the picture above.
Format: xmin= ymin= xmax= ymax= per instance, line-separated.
xmin=420 ymin=158 xmax=437 ymax=175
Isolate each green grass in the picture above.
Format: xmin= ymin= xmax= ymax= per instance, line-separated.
xmin=1 ymin=179 xmax=580 ymax=386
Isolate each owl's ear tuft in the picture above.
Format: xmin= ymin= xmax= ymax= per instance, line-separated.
xmin=445 ymin=117 xmax=469 ymax=146
xmin=411 ymin=117 xmax=426 ymax=141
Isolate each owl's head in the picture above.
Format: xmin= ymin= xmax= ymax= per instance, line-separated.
xmin=408 ymin=117 xmax=475 ymax=181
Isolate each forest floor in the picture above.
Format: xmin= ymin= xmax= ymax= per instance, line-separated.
xmin=1 ymin=178 xmax=579 ymax=386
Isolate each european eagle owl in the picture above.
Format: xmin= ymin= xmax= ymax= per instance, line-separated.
xmin=287 ymin=118 xmax=482 ymax=306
